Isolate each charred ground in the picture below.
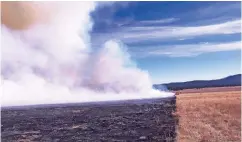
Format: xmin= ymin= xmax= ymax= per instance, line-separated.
xmin=1 ymin=97 xmax=177 ymax=142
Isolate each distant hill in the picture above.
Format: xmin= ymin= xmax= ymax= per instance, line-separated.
xmin=153 ymin=74 xmax=241 ymax=91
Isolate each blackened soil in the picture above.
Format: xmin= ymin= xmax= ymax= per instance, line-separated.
xmin=1 ymin=97 xmax=177 ymax=142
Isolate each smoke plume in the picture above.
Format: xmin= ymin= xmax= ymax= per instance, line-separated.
xmin=1 ymin=2 xmax=173 ymax=107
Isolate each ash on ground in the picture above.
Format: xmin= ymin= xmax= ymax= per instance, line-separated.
xmin=1 ymin=97 xmax=177 ymax=142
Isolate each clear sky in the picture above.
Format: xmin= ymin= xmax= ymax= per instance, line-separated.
xmin=90 ymin=1 xmax=241 ymax=84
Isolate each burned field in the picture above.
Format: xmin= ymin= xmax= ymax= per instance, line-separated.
xmin=1 ymin=97 xmax=177 ymax=142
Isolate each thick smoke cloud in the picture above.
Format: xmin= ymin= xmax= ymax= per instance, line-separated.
xmin=1 ymin=2 xmax=173 ymax=107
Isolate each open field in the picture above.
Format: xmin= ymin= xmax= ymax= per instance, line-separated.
xmin=1 ymin=86 xmax=241 ymax=142
xmin=1 ymin=97 xmax=177 ymax=142
xmin=176 ymin=86 xmax=241 ymax=142
xmin=176 ymin=86 xmax=241 ymax=94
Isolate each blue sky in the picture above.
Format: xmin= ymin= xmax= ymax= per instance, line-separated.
xmin=90 ymin=1 xmax=241 ymax=84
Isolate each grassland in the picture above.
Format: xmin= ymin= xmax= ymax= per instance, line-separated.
xmin=175 ymin=87 xmax=241 ymax=142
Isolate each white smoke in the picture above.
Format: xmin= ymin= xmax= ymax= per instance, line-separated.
xmin=1 ymin=2 xmax=173 ymax=107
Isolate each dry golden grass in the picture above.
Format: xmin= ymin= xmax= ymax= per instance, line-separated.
xmin=176 ymin=89 xmax=241 ymax=142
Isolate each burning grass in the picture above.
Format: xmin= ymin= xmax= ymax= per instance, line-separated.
xmin=176 ymin=88 xmax=241 ymax=142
